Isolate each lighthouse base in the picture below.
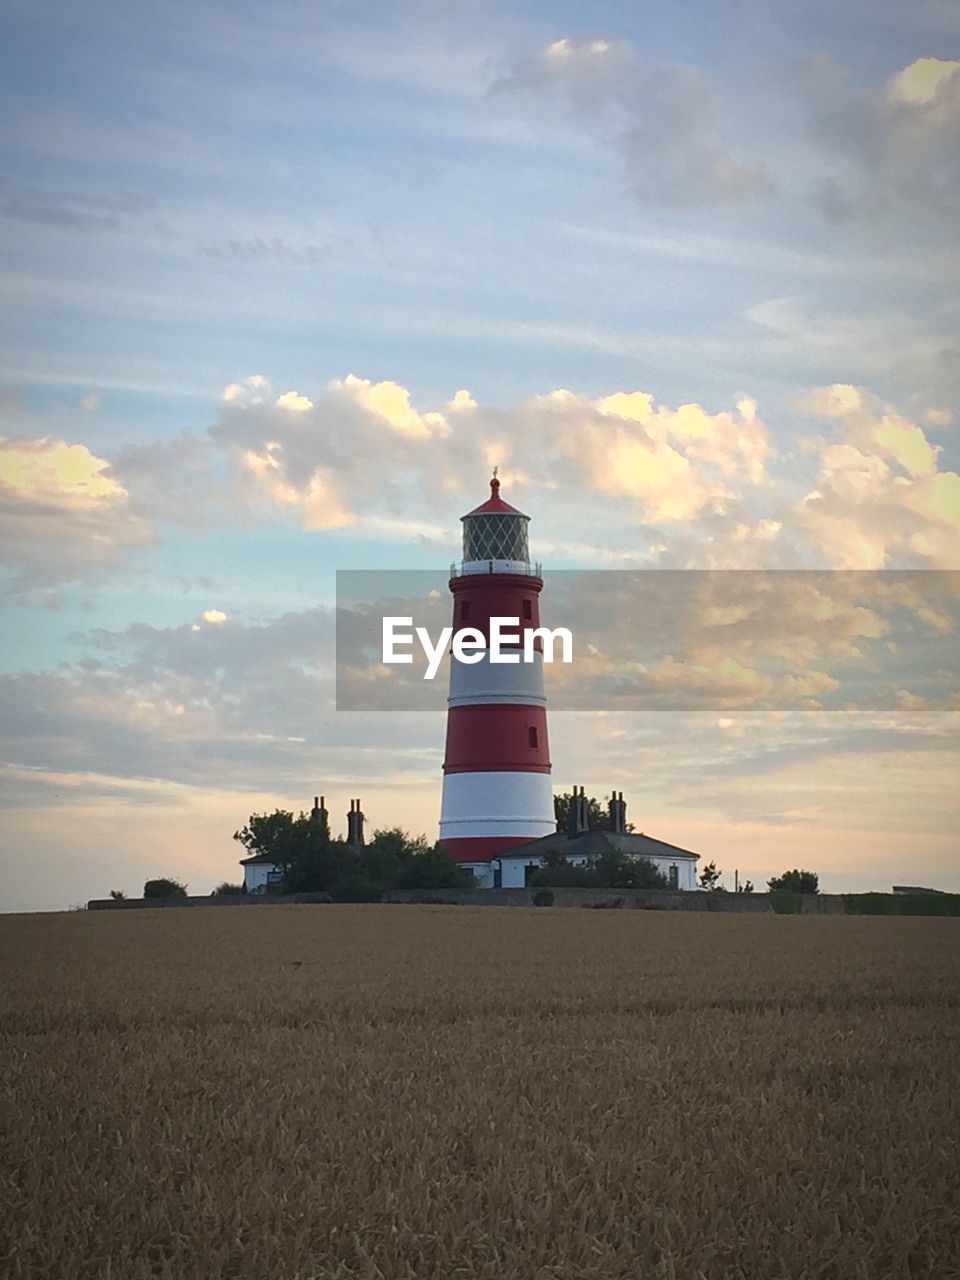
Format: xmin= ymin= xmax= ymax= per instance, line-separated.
xmin=441 ymin=834 xmax=539 ymax=863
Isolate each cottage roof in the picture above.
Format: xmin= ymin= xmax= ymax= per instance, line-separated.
xmin=496 ymin=828 xmax=700 ymax=861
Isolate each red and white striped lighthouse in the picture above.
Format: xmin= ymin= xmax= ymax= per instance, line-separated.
xmin=439 ymin=472 xmax=556 ymax=884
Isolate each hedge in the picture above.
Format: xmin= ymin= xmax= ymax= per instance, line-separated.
xmin=843 ymin=892 xmax=960 ymax=916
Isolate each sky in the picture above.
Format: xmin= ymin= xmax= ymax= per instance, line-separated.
xmin=1 ymin=0 xmax=958 ymax=911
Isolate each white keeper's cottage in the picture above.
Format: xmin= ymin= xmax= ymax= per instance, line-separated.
xmin=467 ymin=787 xmax=700 ymax=889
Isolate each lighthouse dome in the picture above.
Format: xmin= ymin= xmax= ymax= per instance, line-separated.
xmin=460 ymin=474 xmax=531 ymax=569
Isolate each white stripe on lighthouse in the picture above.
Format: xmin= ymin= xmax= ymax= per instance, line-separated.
xmin=447 ymin=649 xmax=545 ymax=708
xmin=439 ymin=771 xmax=556 ymax=841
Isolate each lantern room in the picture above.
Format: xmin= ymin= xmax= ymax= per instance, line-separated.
xmin=459 ymin=472 xmax=532 ymax=573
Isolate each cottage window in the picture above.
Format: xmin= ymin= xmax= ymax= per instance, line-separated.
xmin=668 ymin=864 xmax=679 ymax=889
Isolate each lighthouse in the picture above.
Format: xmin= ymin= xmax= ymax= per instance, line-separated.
xmin=438 ymin=472 xmax=556 ymax=886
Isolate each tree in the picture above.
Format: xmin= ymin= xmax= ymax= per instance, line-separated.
xmin=360 ymin=829 xmax=472 ymax=891
xmin=359 ymin=827 xmax=430 ymax=887
xmin=531 ymin=850 xmax=667 ymax=890
xmin=591 ymin=849 xmax=668 ymax=889
xmin=699 ymin=861 xmax=726 ymax=891
xmin=109 ymin=889 xmax=126 ymax=901
xmin=232 ymin=812 xmax=472 ymax=896
xmin=234 ymin=810 xmax=300 ymax=864
xmin=394 ymin=843 xmax=473 ymax=890
xmin=737 ymin=880 xmax=755 ymax=894
xmin=143 ymin=877 xmax=187 ymax=899
xmin=234 ymin=808 xmax=352 ymax=893
xmin=212 ymin=881 xmax=244 ymax=896
xmin=768 ymin=869 xmax=819 ymax=894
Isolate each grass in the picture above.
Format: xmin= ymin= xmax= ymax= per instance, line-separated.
xmin=2 ymin=907 xmax=959 ymax=1279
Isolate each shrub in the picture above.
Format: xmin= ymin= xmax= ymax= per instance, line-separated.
xmin=769 ymin=890 xmax=802 ymax=915
xmin=329 ymin=879 xmax=384 ymax=903
xmin=143 ymin=878 xmax=187 ymax=899
xmin=212 ymin=882 xmax=245 ymax=896
xmin=532 ymin=889 xmax=555 ymax=907
xmin=768 ymin=869 xmax=819 ymax=894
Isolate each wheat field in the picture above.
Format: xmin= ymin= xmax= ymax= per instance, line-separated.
xmin=2 ymin=906 xmax=958 ymax=1280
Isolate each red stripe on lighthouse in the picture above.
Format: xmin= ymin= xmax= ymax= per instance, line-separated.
xmin=443 ymin=704 xmax=550 ymax=774
xmin=449 ymin=574 xmax=543 ymax=643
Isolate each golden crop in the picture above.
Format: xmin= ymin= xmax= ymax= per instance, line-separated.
xmin=2 ymin=906 xmax=958 ymax=1279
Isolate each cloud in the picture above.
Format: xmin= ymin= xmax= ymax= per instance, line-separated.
xmin=329 ymin=374 xmax=450 ymax=439
xmin=222 ymin=374 xmax=269 ymax=404
xmin=0 ymin=185 xmax=158 ymax=235
xmin=200 ymin=236 xmax=335 ymax=265
xmin=492 ymin=35 xmax=774 ymax=207
xmin=110 ymin=431 xmax=228 ymax=528
xmin=888 ymin=58 xmax=959 ymax=107
xmin=209 ymin=375 xmax=774 ymax=546
xmin=275 ymin=390 xmax=314 ymax=412
xmin=797 ymin=54 xmax=960 ymax=229
xmin=0 ymin=604 xmax=445 ymax=803
xmin=447 ymin=389 xmax=477 ymax=412
xmin=0 ymin=434 xmax=152 ymax=587
xmin=0 ymin=198 xmax=119 ymax=233
xmin=6 ymin=373 xmax=956 ymax=592
xmin=792 ymin=385 xmax=960 ymax=568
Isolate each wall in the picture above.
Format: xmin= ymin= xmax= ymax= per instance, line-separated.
xmin=498 ymin=853 xmax=699 ymax=890
xmin=242 ymin=863 xmax=275 ymax=893
xmin=88 ymin=890 xmax=333 ymax=910
xmin=88 ymin=889 xmax=848 ymax=913
xmin=382 ymin=888 xmax=779 ymax=911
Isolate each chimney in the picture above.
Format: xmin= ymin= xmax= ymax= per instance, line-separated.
xmin=347 ymin=798 xmax=365 ymax=849
xmin=311 ymin=794 xmax=329 ymax=834
xmin=608 ymin=790 xmax=628 ymax=833
xmin=566 ymin=784 xmax=589 ymax=837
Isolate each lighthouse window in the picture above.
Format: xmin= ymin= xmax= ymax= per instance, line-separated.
xmin=528 ymin=726 xmax=538 ymax=749
xmin=522 ymin=599 xmax=532 ymax=619
xmin=461 ymin=601 xmax=471 ymax=622
xmin=463 ymin=513 xmax=530 ymax=564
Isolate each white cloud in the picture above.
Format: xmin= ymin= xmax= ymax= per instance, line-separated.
xmin=448 ymin=388 xmax=477 ymax=412
xmin=888 ymin=58 xmax=959 ymax=107
xmin=923 ymin=407 xmax=954 ymax=428
xmin=0 ymin=435 xmax=152 ymax=585
xmin=494 ymin=35 xmax=773 ymax=207
xmin=793 ymin=385 xmax=960 ymax=568
xmin=222 ymin=374 xmax=269 ymax=404
xmin=798 ymin=53 xmax=960 ymax=228
xmin=275 ymin=390 xmax=313 ymax=412
xmin=7 ymin=374 xmax=956 ymax=588
xmin=329 ymin=373 xmax=449 ymax=439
